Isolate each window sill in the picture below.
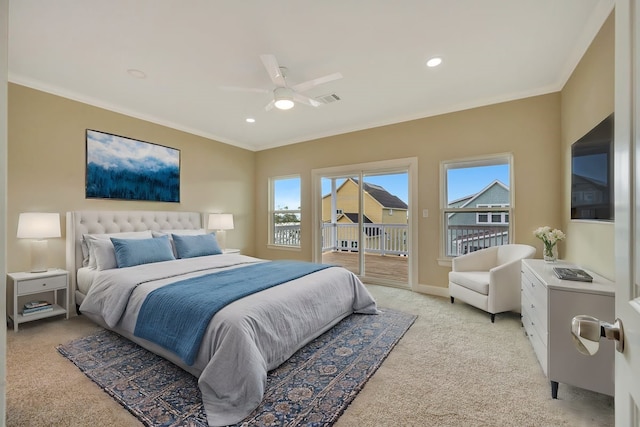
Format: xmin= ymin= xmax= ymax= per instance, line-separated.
xmin=267 ymin=244 xmax=302 ymax=252
xmin=437 ymin=257 xmax=453 ymax=268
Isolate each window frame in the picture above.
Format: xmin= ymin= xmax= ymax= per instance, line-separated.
xmin=439 ymin=153 xmax=514 ymax=265
xmin=268 ymin=175 xmax=302 ymax=250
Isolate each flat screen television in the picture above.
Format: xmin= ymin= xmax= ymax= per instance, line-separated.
xmin=570 ymin=113 xmax=614 ymax=221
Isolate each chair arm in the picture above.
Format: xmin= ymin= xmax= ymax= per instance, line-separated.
xmin=489 ymin=258 xmax=522 ymax=284
xmin=487 ymin=259 xmax=524 ymax=313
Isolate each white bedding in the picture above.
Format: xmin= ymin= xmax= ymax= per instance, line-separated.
xmin=76 ymin=267 xmax=98 ymax=295
xmin=79 ymin=253 xmax=378 ymax=426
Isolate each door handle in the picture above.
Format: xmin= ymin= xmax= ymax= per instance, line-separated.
xmin=571 ymin=315 xmax=624 ymax=355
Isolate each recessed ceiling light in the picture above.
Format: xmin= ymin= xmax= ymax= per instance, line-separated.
xmin=246 ymin=118 xmax=256 ymax=123
xmin=127 ymin=69 xmax=147 ymax=79
xmin=426 ymin=57 xmax=442 ymax=68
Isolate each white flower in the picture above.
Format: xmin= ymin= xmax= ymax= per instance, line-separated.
xmin=533 ymin=226 xmax=566 ymax=246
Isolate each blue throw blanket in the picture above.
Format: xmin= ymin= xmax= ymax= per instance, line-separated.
xmin=134 ymin=260 xmax=332 ymax=365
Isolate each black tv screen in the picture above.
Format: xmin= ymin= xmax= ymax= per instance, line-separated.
xmin=571 ymin=114 xmax=614 ymax=221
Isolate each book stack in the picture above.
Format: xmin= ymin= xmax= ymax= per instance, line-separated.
xmin=22 ymin=300 xmax=53 ymax=316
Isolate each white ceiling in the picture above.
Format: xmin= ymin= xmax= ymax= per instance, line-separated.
xmin=8 ymin=0 xmax=614 ymax=152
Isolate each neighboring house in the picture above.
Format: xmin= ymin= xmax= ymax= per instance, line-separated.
xmin=322 ymin=178 xmax=408 ymax=224
xmin=447 ymin=180 xmax=510 ymax=255
xmin=322 ymin=178 xmax=408 ymax=253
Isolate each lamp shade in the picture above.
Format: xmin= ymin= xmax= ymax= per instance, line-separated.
xmin=17 ymin=213 xmax=61 ymax=239
xmin=208 ymin=213 xmax=234 ymax=230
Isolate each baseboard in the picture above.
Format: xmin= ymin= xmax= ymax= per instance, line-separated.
xmin=413 ymin=283 xmax=449 ymax=298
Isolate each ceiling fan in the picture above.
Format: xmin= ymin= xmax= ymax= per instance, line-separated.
xmin=226 ymin=54 xmax=343 ymax=111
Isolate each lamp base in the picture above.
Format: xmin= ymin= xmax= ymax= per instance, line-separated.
xmin=30 ymin=240 xmax=49 ymax=273
xmin=216 ymin=230 xmax=227 ymax=251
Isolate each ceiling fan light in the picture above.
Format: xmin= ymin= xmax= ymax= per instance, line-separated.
xmin=275 ymin=99 xmax=294 ymax=110
xmin=274 ymin=87 xmax=295 ymax=110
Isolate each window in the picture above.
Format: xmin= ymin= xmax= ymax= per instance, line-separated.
xmin=441 ymin=154 xmax=512 ymax=258
xmin=269 ymin=176 xmax=301 ymax=248
xmin=476 ymin=204 xmax=509 ymax=224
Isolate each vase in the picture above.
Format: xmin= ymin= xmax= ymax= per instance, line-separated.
xmin=543 ymin=244 xmax=557 ymax=263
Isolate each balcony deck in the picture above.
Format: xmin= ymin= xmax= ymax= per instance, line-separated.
xmin=321 ymin=251 xmax=408 ymax=284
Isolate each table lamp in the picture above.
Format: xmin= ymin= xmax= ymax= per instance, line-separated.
xmin=17 ymin=212 xmax=61 ymax=272
xmin=208 ymin=213 xmax=234 ymax=251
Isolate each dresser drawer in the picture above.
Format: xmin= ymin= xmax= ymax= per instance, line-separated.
xmin=522 ymin=303 xmax=547 ymax=346
xmin=522 ymin=310 xmax=548 ymax=374
xmin=522 ymin=268 xmax=547 ymax=318
xmin=521 ymin=279 xmax=547 ymax=331
xmin=17 ymin=274 xmax=66 ymax=295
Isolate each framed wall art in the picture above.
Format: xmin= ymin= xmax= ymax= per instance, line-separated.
xmin=85 ymin=129 xmax=180 ymax=202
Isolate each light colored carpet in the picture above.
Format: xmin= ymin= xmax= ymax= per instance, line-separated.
xmin=7 ymin=285 xmax=614 ymax=426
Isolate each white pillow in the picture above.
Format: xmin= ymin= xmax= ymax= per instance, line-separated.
xmin=90 ymin=238 xmax=120 ymax=270
xmin=83 ymin=231 xmax=153 ymax=268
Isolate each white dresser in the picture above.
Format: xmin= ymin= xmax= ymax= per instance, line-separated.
xmin=520 ymin=259 xmax=615 ymax=398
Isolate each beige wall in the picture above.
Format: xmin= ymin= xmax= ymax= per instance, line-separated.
xmin=7 ymin=84 xmax=256 ymax=273
xmin=560 ymin=12 xmax=615 ymax=279
xmin=255 ymin=93 xmax=562 ymax=289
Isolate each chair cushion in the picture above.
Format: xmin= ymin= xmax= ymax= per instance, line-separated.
xmin=449 ymin=271 xmax=490 ymax=295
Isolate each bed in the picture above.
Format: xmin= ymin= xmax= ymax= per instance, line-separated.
xmin=65 ymin=210 xmax=378 ymax=426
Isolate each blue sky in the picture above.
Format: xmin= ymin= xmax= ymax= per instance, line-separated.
xmin=275 ymin=164 xmax=510 ymax=209
xmin=447 ymin=164 xmax=509 ymax=202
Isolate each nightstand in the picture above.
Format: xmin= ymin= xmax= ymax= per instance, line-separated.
xmin=223 ymin=248 xmax=241 ymax=254
xmin=7 ymin=269 xmax=70 ymax=332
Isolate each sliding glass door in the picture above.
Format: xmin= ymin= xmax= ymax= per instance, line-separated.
xmin=313 ymin=159 xmax=415 ymax=289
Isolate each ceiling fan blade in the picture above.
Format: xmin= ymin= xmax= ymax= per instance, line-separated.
xmin=293 ymin=92 xmax=322 ymax=107
xmin=264 ymin=99 xmax=276 ymax=111
xmin=291 ymin=72 xmax=343 ymax=93
xmin=260 ymin=54 xmax=286 ymax=87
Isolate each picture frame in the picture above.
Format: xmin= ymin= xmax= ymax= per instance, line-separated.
xmin=85 ymin=129 xmax=180 ymax=202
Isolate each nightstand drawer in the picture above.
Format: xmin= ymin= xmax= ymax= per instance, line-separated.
xmin=17 ymin=274 xmax=66 ymax=295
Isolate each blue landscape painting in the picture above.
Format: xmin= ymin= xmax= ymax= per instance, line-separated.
xmin=86 ymin=130 xmax=180 ymax=202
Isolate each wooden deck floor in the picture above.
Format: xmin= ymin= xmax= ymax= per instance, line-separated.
xmin=321 ymin=251 xmax=408 ymax=284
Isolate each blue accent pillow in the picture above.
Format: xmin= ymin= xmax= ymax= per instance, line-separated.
xmin=111 ymin=235 xmax=176 ymax=268
xmin=172 ymin=233 xmax=222 ymax=259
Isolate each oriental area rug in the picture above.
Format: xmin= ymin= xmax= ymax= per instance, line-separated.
xmin=57 ymin=308 xmax=417 ymax=427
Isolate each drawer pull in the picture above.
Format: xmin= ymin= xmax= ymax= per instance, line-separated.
xmin=531 ymin=303 xmax=535 ymax=309
xmin=42 ymin=283 xmax=46 ymax=286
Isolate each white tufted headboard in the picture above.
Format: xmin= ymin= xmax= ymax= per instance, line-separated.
xmin=66 ymin=210 xmax=203 ymax=310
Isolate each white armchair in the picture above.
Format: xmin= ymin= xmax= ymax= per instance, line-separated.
xmin=448 ymin=244 xmax=536 ymax=322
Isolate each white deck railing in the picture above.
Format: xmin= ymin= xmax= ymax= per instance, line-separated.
xmin=274 ymin=222 xmax=509 ymax=257
xmin=274 ymin=223 xmax=409 ymax=256
xmin=320 ymin=223 xmax=408 ymax=255
xmin=446 ymin=224 xmax=509 ymax=257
